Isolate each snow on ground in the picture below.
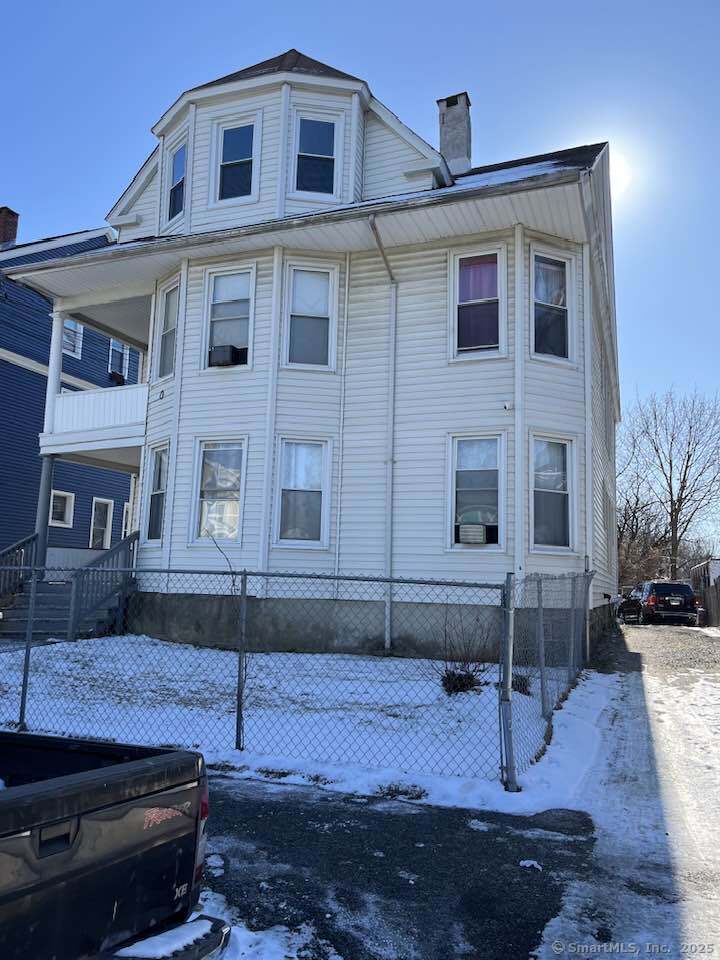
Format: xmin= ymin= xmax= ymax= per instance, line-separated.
xmin=115 ymin=919 xmax=213 ymax=958
xmin=0 ymin=633 xmax=617 ymax=815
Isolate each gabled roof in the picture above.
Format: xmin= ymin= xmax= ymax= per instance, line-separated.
xmin=189 ymin=49 xmax=361 ymax=93
xmin=456 ymin=142 xmax=607 ymax=180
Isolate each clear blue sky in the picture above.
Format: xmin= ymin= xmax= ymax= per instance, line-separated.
xmin=2 ymin=0 xmax=717 ymax=405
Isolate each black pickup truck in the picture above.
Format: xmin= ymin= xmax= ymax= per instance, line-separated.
xmin=0 ymin=731 xmax=230 ymax=959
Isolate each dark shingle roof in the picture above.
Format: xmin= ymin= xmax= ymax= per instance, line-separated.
xmin=456 ymin=142 xmax=607 ymax=179
xmin=191 ymin=49 xmax=361 ymax=92
xmin=0 ymin=235 xmax=112 ymax=269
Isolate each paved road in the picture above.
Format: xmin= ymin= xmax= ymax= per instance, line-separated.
xmin=206 ymin=777 xmax=594 ymax=960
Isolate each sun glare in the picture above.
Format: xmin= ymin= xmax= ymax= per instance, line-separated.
xmin=610 ymin=148 xmax=633 ymax=200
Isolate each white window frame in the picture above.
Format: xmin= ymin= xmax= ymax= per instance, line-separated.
xmin=288 ymin=107 xmax=345 ymax=203
xmin=208 ymin=109 xmax=262 ymax=209
xmin=529 ymin=244 xmax=577 ymax=365
xmin=448 ymin=244 xmax=508 ymax=361
xmin=62 ymin=318 xmax=83 ymax=359
xmin=108 ymin=338 xmax=130 ymax=378
xmin=446 ymin=433 xmax=505 ymax=552
xmin=273 ymin=435 xmax=332 ymax=550
xmin=143 ymin=442 xmax=170 ymax=545
xmin=49 ymin=489 xmax=75 ymax=529
xmin=121 ymin=502 xmax=131 ymax=539
xmin=189 ymin=435 xmax=249 ymax=546
xmin=164 ymin=128 xmax=189 ymax=228
xmin=153 ymin=276 xmax=180 ymax=382
xmin=200 ymin=262 xmax=257 ymax=371
xmin=529 ymin=432 xmax=577 ymax=553
xmin=282 ymin=260 xmax=339 ymax=372
xmin=89 ymin=497 xmax=114 ymax=550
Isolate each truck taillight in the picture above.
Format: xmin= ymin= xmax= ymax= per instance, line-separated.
xmin=647 ymin=594 xmax=656 ymax=606
xmin=195 ymin=777 xmax=209 ymax=885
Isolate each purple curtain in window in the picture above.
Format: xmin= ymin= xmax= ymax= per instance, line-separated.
xmin=459 ymin=255 xmax=497 ymax=303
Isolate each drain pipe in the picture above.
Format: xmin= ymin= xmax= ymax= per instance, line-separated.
xmin=369 ymin=215 xmax=397 ymax=651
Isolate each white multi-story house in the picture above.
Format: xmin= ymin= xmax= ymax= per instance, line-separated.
xmin=6 ymin=50 xmax=619 ymax=620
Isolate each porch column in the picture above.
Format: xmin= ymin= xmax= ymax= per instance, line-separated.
xmin=44 ymin=311 xmax=65 ymax=432
xmin=34 ymin=454 xmax=56 ymax=568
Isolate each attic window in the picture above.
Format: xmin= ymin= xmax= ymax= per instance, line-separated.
xmin=168 ymin=144 xmax=186 ymax=221
xmin=219 ymin=124 xmax=254 ymax=200
xmin=296 ymin=118 xmax=335 ymax=195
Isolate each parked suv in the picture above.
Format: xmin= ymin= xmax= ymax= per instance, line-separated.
xmin=618 ymin=586 xmax=643 ymax=623
xmin=638 ymin=581 xmax=698 ymax=626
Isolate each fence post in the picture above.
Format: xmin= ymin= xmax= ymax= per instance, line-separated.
xmin=18 ymin=571 xmax=39 ymax=730
xmin=67 ymin=573 xmax=80 ymax=642
xmin=568 ymin=575 xmax=578 ymax=684
xmin=235 ymin=570 xmax=248 ymax=751
xmin=500 ymin=572 xmax=520 ymax=791
xmin=384 ymin=581 xmax=393 ymax=652
xmin=536 ymin=576 xmax=551 ymax=719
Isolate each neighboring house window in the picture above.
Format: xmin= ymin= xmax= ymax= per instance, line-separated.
xmin=453 ymin=252 xmax=502 ymax=355
xmin=168 ymin=144 xmax=186 ymax=221
xmin=452 ymin=438 xmax=500 ymax=546
xmin=533 ymin=254 xmax=569 ymax=359
xmin=62 ymin=318 xmax=83 ymax=359
xmin=108 ymin=338 xmax=130 ymax=378
xmin=207 ymin=270 xmax=252 ymax=367
xmin=121 ymin=502 xmax=131 ymax=539
xmin=219 ymin=124 xmax=254 ymax=200
xmin=196 ymin=441 xmax=244 ymax=540
xmin=90 ymin=497 xmax=113 ymax=550
xmin=277 ymin=439 xmax=327 ymax=544
xmin=287 ymin=267 xmax=333 ymax=367
xmin=157 ymin=284 xmax=179 ymax=379
xmin=49 ymin=490 xmax=74 ymax=528
xmin=533 ymin=438 xmax=571 ymax=548
xmin=147 ymin=446 xmax=168 ymax=541
xmin=296 ymin=118 xmax=335 ymax=194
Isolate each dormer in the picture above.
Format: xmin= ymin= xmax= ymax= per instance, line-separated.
xmin=107 ymin=50 xmax=450 ymax=242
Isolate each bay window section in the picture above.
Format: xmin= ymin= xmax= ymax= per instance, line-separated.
xmin=533 ymin=439 xmax=570 ymax=548
xmin=147 ymin=446 xmax=168 ymax=542
xmin=168 ymin=144 xmax=186 ymax=221
xmin=219 ymin=124 xmax=253 ymax=200
xmin=197 ymin=442 xmax=243 ymax=540
xmin=296 ymin=118 xmax=335 ymax=194
xmin=207 ymin=271 xmax=251 ymax=367
xmin=278 ymin=440 xmax=325 ymax=544
xmin=533 ymin=255 xmax=568 ymax=359
xmin=288 ymin=269 xmax=331 ymax=366
xmin=157 ymin=284 xmax=178 ymax=379
xmin=453 ymin=438 xmax=500 ymax=546
xmin=456 ymin=254 xmax=499 ymax=353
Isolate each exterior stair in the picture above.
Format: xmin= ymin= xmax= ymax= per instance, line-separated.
xmin=0 ymin=579 xmax=125 ymax=644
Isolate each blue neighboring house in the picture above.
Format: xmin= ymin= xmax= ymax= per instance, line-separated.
xmin=0 ymin=207 xmax=139 ymax=566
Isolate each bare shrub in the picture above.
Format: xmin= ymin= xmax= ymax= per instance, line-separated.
xmin=432 ymin=605 xmax=494 ymax=696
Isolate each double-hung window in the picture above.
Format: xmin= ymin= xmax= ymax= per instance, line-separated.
xmin=207 ymin=270 xmax=252 ymax=367
xmin=196 ymin=441 xmax=244 ymax=541
xmin=296 ymin=118 xmax=335 ymax=195
xmin=157 ymin=284 xmax=179 ymax=379
xmin=108 ymin=338 xmax=130 ymax=378
xmin=147 ymin=446 xmax=168 ymax=541
xmin=533 ymin=254 xmax=569 ymax=359
xmin=287 ymin=267 xmax=332 ymax=367
xmin=452 ymin=438 xmax=500 ymax=546
xmin=219 ymin=124 xmax=254 ymax=200
xmin=90 ymin=498 xmax=113 ymax=550
xmin=533 ymin=438 xmax=571 ymax=548
xmin=168 ymin=144 xmax=186 ymax=222
xmin=278 ymin=440 xmax=327 ymax=544
xmin=62 ymin=318 xmax=83 ymax=358
xmin=49 ymin=490 xmax=74 ymax=528
xmin=453 ymin=252 xmax=501 ymax=355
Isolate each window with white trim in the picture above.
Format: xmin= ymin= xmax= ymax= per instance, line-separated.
xmin=108 ymin=338 xmax=130 ymax=378
xmin=168 ymin=144 xmax=186 ymax=221
xmin=206 ymin=270 xmax=252 ymax=367
xmin=533 ymin=254 xmax=569 ymax=359
xmin=90 ymin=498 xmax=113 ymax=550
xmin=157 ymin=284 xmax=179 ymax=380
xmin=533 ymin=438 xmax=571 ymax=548
xmin=218 ymin=124 xmax=254 ymax=200
xmin=121 ymin=502 xmax=131 ymax=539
xmin=147 ymin=445 xmax=168 ymax=541
xmin=287 ymin=267 xmax=332 ymax=367
xmin=62 ymin=318 xmax=83 ymax=359
xmin=296 ymin=118 xmax=335 ymax=194
xmin=49 ymin=490 xmax=74 ymax=528
xmin=277 ymin=440 xmax=327 ymax=544
xmin=452 ymin=438 xmax=500 ymax=546
xmin=452 ymin=252 xmax=502 ymax=355
xmin=196 ymin=441 xmax=244 ymax=540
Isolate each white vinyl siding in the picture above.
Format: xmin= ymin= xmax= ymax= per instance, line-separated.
xmin=362 ymin=112 xmax=433 ymax=200
xmin=116 ymin=169 xmax=160 ymax=243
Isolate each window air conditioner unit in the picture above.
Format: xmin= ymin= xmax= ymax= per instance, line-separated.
xmin=208 ymin=345 xmax=247 ymax=367
xmin=459 ymin=524 xmax=486 ymax=545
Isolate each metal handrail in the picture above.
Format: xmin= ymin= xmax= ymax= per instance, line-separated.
xmin=0 ymin=533 xmax=38 ymax=598
xmin=67 ymin=531 xmax=139 ymax=640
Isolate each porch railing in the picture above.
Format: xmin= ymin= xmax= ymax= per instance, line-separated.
xmin=0 ymin=533 xmax=38 ymax=598
xmin=67 ymin=531 xmax=139 ymax=641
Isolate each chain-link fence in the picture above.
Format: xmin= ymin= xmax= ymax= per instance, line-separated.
xmin=0 ymin=564 xmax=592 ymax=788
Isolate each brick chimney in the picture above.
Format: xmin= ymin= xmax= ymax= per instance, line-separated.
xmin=0 ymin=207 xmax=19 ymax=248
xmin=437 ymin=93 xmax=472 ymax=175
